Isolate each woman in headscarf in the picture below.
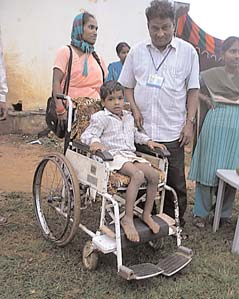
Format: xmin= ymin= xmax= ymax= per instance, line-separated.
xmin=188 ymin=36 xmax=239 ymax=228
xmin=52 ymin=12 xmax=107 ymax=138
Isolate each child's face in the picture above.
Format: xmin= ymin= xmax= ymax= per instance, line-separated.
xmin=102 ymin=90 xmax=124 ymax=116
xmin=118 ymin=46 xmax=130 ymax=64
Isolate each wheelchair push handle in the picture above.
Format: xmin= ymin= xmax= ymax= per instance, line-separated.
xmin=56 ymin=93 xmax=71 ymax=102
xmin=56 ymin=93 xmax=73 ymax=133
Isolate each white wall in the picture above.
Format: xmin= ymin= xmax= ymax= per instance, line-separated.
xmin=0 ymin=0 xmax=152 ymax=109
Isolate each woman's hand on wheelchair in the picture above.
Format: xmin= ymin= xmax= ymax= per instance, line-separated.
xmin=56 ymin=104 xmax=67 ymax=121
xmin=57 ymin=111 xmax=67 ymax=121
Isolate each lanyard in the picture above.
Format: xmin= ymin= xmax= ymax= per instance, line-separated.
xmin=148 ymin=46 xmax=172 ymax=72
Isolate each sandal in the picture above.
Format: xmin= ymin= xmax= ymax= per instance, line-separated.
xmin=220 ymin=217 xmax=232 ymax=228
xmin=210 ymin=217 xmax=232 ymax=228
xmin=193 ymin=216 xmax=206 ymax=228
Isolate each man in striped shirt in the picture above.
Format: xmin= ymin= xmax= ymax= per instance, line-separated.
xmin=119 ymin=0 xmax=200 ymax=226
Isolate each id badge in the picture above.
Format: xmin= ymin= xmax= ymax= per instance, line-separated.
xmin=147 ymin=74 xmax=164 ymax=88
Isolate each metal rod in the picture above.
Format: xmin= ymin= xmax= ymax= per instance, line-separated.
xmin=103 ymin=193 xmax=123 ymax=270
xmin=164 ymin=184 xmax=181 ymax=247
xmin=55 ymin=207 xmax=96 ymax=238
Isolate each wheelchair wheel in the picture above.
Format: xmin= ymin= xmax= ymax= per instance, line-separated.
xmin=82 ymin=241 xmax=98 ymax=270
xmin=33 ymin=152 xmax=80 ymax=246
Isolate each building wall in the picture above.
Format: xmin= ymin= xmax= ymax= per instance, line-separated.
xmin=0 ymin=0 xmax=151 ymax=110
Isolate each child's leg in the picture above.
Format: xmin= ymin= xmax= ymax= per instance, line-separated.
xmin=119 ymin=162 xmax=145 ymax=242
xmin=135 ymin=163 xmax=160 ymax=234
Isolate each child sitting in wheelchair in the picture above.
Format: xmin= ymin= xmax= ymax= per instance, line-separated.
xmin=81 ymin=80 xmax=167 ymax=242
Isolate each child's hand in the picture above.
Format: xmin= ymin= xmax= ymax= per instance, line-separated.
xmin=90 ymin=142 xmax=107 ymax=154
xmin=147 ymin=140 xmax=167 ymax=151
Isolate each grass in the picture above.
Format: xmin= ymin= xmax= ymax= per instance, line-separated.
xmin=1 ymin=189 xmax=239 ymax=299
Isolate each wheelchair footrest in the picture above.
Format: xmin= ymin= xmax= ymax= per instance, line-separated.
xmin=157 ymin=246 xmax=193 ymax=276
xmin=108 ymin=214 xmax=173 ymax=248
xmin=121 ymin=215 xmax=171 ymax=247
xmin=118 ymin=263 xmax=163 ymax=280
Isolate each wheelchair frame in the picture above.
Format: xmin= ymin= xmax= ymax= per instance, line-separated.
xmin=32 ymin=94 xmax=193 ymax=280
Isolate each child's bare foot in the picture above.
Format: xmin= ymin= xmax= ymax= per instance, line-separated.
xmin=142 ymin=214 xmax=160 ymax=234
xmin=121 ymin=216 xmax=140 ymax=242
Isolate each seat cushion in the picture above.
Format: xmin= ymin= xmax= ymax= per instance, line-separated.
xmin=108 ymin=172 xmax=131 ymax=194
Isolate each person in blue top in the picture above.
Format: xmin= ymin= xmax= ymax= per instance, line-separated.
xmin=106 ymin=42 xmax=130 ymax=81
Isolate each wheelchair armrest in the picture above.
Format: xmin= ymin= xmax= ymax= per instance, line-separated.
xmin=72 ymin=140 xmax=89 ymax=152
xmin=95 ymin=150 xmax=114 ymax=161
xmin=135 ymin=144 xmax=170 ymax=158
xmin=72 ymin=140 xmax=114 ymax=161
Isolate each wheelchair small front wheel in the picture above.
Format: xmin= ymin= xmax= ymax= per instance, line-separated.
xmin=82 ymin=241 xmax=98 ymax=270
xmin=33 ymin=152 xmax=80 ymax=246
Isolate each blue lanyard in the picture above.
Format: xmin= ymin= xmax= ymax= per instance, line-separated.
xmin=148 ymin=46 xmax=172 ymax=72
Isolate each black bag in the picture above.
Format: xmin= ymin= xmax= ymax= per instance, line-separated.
xmin=45 ymin=96 xmax=67 ymax=138
xmin=45 ymin=45 xmax=73 ymax=138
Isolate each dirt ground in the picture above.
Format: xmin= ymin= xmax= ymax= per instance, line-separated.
xmin=0 ymin=134 xmax=63 ymax=193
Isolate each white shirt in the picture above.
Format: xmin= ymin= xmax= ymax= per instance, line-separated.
xmin=118 ymin=37 xmax=200 ymax=142
xmin=80 ymin=108 xmax=150 ymax=156
xmin=0 ymin=46 xmax=8 ymax=103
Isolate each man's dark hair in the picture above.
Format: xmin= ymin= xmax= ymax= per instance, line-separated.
xmin=145 ymin=0 xmax=175 ymax=23
xmin=100 ymin=81 xmax=124 ymax=100
xmin=221 ymin=36 xmax=239 ymax=53
xmin=116 ymin=42 xmax=130 ymax=55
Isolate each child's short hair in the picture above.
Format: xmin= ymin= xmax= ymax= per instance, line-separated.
xmin=100 ymin=80 xmax=124 ymax=100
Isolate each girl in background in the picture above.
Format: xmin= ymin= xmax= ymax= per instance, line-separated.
xmin=106 ymin=42 xmax=130 ymax=81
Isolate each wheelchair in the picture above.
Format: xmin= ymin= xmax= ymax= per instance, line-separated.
xmin=32 ymin=94 xmax=192 ymax=280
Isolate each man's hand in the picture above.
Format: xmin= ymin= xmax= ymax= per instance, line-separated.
xmin=147 ymin=140 xmax=167 ymax=150
xmin=0 ymin=102 xmax=7 ymax=121
xmin=179 ymin=122 xmax=194 ymax=147
xmin=90 ymin=142 xmax=107 ymax=154
xmin=132 ymin=106 xmax=144 ymax=130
